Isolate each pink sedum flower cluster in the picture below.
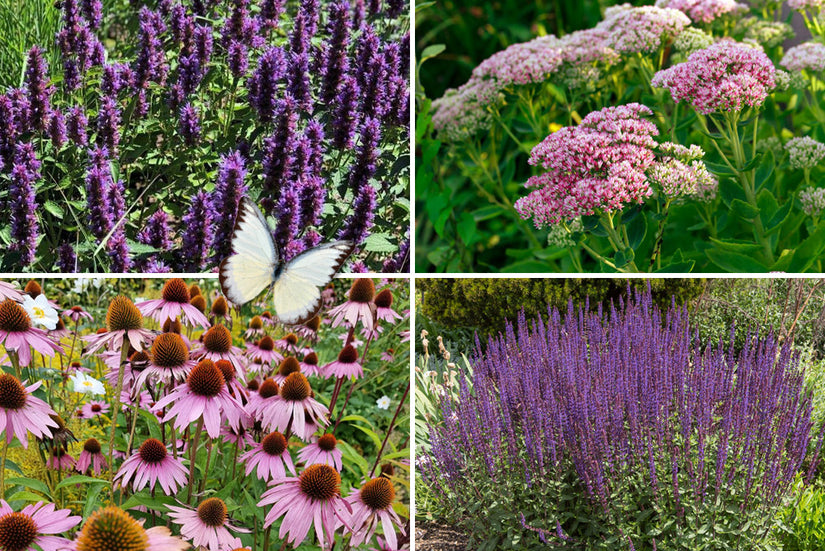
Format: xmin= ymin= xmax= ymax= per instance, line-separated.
xmin=781 ymin=42 xmax=825 ymax=73
xmin=655 ymin=0 xmax=746 ymax=23
xmin=800 ymin=187 xmax=825 ymax=217
xmin=600 ymin=5 xmax=691 ymax=53
xmin=788 ymin=0 xmax=825 ymax=10
xmin=472 ymin=36 xmax=564 ymax=86
xmin=515 ymin=103 xmax=659 ymax=226
xmin=651 ymin=40 xmax=776 ymax=115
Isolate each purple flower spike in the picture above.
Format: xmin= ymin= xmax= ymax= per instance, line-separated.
xmin=338 ymin=184 xmax=375 ymax=244
xmin=85 ymin=146 xmax=114 ymax=239
xmin=287 ymin=52 xmax=313 ymax=112
xmin=320 ymin=1 xmax=351 ymax=104
xmin=289 ymin=11 xmax=310 ymax=55
xmin=382 ymin=233 xmax=409 ymax=273
xmin=194 ymin=24 xmax=214 ymax=68
xmin=138 ymin=209 xmax=172 ymax=251
xmin=9 ymin=143 xmax=41 ymax=266
xmin=227 ymin=40 xmax=249 ymax=79
xmin=57 ymin=242 xmax=77 ymax=272
xmin=96 ymin=95 xmax=121 ymax=154
xmin=180 ymin=191 xmax=212 ymax=272
xmin=81 ymin=0 xmax=103 ymax=30
xmin=49 ymin=110 xmax=67 ymax=150
xmin=178 ymin=103 xmax=201 ymax=146
xmin=248 ymin=46 xmax=287 ymax=122
xmin=348 ymin=117 xmax=381 ymax=192
xmin=211 ymin=150 xmax=248 ymax=262
xmin=300 ymin=0 xmax=320 ymax=37
xmin=387 ymin=0 xmax=404 ymax=17
xmin=331 ymin=75 xmax=358 ymax=149
xmin=260 ymin=0 xmax=285 ymax=29
xmin=107 ymin=179 xmax=131 ymax=272
xmin=274 ymin=183 xmax=301 ymax=258
xmin=262 ymin=97 xmax=298 ymax=211
xmin=299 ymin=174 xmax=326 ymax=227
xmin=67 ymin=106 xmax=88 ymax=147
xmin=24 ymin=46 xmax=53 ymax=132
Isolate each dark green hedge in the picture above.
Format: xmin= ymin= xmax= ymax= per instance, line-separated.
xmin=419 ymin=278 xmax=705 ymax=338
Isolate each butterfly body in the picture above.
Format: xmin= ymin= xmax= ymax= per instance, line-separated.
xmin=219 ymin=198 xmax=353 ymax=325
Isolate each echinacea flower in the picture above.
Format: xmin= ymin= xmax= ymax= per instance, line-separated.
xmin=0 ymin=282 xmax=23 ymax=303
xmin=209 ymin=296 xmax=230 ymax=324
xmin=216 ymin=358 xmax=247 ymax=399
xmin=295 ymin=315 xmax=321 ymax=342
xmin=62 ymin=305 xmax=93 ymax=323
xmin=261 ymin=372 xmax=328 ymax=440
xmin=76 ymin=437 xmax=108 ymax=476
xmin=244 ymin=316 xmax=265 ymax=339
xmin=115 ymin=438 xmax=188 ymax=495
xmin=69 ymin=372 xmax=105 ymax=395
xmin=0 ymin=300 xmax=63 ymax=366
xmin=240 ymin=430 xmax=296 ymax=481
xmin=167 ymin=498 xmax=247 ymax=551
xmin=246 ymin=335 xmax=284 ymax=365
xmin=328 ymin=279 xmax=376 ymax=332
xmin=0 ymin=374 xmax=58 ymax=447
xmin=0 ymin=500 xmax=81 ymax=551
xmin=133 ymin=332 xmax=195 ymax=389
xmin=258 ymin=464 xmax=351 ymax=547
xmin=137 ymin=278 xmax=211 ymax=328
xmin=80 ymin=400 xmax=109 ymax=419
xmin=273 ymin=356 xmax=301 ymax=384
xmin=297 ymin=433 xmax=343 ymax=471
xmin=152 ymin=359 xmax=243 ymax=438
xmin=83 ymin=296 xmax=155 ymax=354
xmin=324 ymin=345 xmax=363 ymax=379
xmin=373 ymin=289 xmax=402 ymax=323
xmin=274 ymin=333 xmax=301 ymax=354
xmin=245 ymin=377 xmax=280 ymax=420
xmin=67 ymin=506 xmax=189 ymax=550
xmin=47 ymin=447 xmax=76 ymax=470
xmin=345 ymin=477 xmax=404 ymax=550
xmin=192 ymin=324 xmax=244 ymax=370
xmin=300 ymin=352 xmax=322 ymax=377
xmin=21 ymin=294 xmax=59 ymax=330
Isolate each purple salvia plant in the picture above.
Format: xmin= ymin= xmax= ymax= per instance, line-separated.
xmin=351 ymin=0 xmax=365 ymax=29
xmin=84 ymin=146 xmax=114 ymax=239
xmin=300 ymin=0 xmax=320 ymax=37
xmin=422 ymin=290 xmax=825 ymax=547
xmin=145 ymin=258 xmax=172 ymax=273
xmin=304 ymin=120 xmax=325 ymax=177
xmin=368 ymin=0 xmax=381 ymax=16
xmin=0 ymin=95 xmax=18 ymax=165
xmin=227 ymin=40 xmax=250 ymax=79
xmin=320 ymin=1 xmax=350 ymax=104
xmin=400 ymin=33 xmax=410 ymax=78
xmin=338 ymin=183 xmax=375 ymax=244
xmin=381 ymin=233 xmax=409 ymax=272
xmin=66 ymin=106 xmax=88 ymax=147
xmin=331 ymin=75 xmax=358 ymax=149
xmin=194 ymin=24 xmax=214 ymax=67
xmin=386 ymin=0 xmax=404 ymax=18
xmin=211 ymin=150 xmax=247 ymax=262
xmin=289 ymin=10 xmax=310 ymax=56
xmin=132 ymin=7 xmax=168 ymax=113
xmin=106 ymin=178 xmax=130 ymax=272
xmin=57 ymin=243 xmax=77 ymax=272
xmin=178 ymin=103 xmax=201 ymax=146
xmin=248 ymin=46 xmax=286 ymax=122
xmin=170 ymin=4 xmax=193 ymax=45
xmin=137 ymin=209 xmax=172 ymax=251
xmin=359 ymin=48 xmax=388 ymax=120
xmin=9 ymin=143 xmax=41 ymax=265
xmin=179 ymin=190 xmax=212 ymax=272
xmin=24 ymin=46 xmax=52 ymax=132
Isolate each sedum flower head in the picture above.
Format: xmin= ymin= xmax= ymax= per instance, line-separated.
xmin=781 ymin=42 xmax=825 ymax=73
xmin=786 ymin=136 xmax=825 ymax=170
xmin=673 ymin=27 xmax=714 ymax=55
xmin=655 ymin=0 xmax=746 ymax=23
xmin=600 ymin=5 xmax=691 ymax=54
xmin=800 ymin=187 xmax=825 ymax=217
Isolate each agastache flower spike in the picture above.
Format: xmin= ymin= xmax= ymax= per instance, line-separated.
xmin=248 ymin=46 xmax=287 ymax=122
xmin=85 ymin=146 xmax=113 ymax=240
xmin=348 ymin=117 xmax=381 ymax=192
xmin=9 ymin=143 xmax=41 ymax=265
xmin=96 ymin=95 xmax=121 ymax=154
xmin=138 ymin=209 xmax=172 ymax=251
xmin=287 ymin=52 xmax=313 ymax=112
xmin=178 ymin=103 xmax=201 ymax=146
xmin=211 ymin=151 xmax=248 ymax=262
xmin=49 ymin=110 xmax=67 ymax=150
xmin=57 ymin=243 xmax=77 ymax=272
xmin=179 ymin=191 xmax=212 ymax=272
xmin=260 ymin=0 xmax=285 ymax=29
xmin=338 ymin=184 xmax=375 ymax=244
xmin=320 ymin=1 xmax=351 ymax=104
xmin=81 ymin=0 xmax=103 ymax=30
xmin=331 ymin=75 xmax=359 ymax=149
xmin=24 ymin=46 xmax=52 ymax=132
xmin=107 ymin=179 xmax=131 ymax=272
xmin=262 ymin=96 xmax=298 ymax=211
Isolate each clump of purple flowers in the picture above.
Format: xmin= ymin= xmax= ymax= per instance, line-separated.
xmin=421 ymin=289 xmax=824 ymax=548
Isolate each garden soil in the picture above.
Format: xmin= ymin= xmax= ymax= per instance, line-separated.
xmin=416 ymin=521 xmax=467 ymax=550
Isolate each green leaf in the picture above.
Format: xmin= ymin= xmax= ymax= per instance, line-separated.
xmin=705 ymin=249 xmax=769 ymax=272
xmin=56 ymin=475 xmax=110 ymax=490
xmin=755 ymin=151 xmax=775 ymax=189
xmin=729 ymin=198 xmax=760 ymax=220
xmin=43 ymin=200 xmax=64 ymax=219
xmin=7 ymin=491 xmax=47 ymax=503
xmin=626 ymin=214 xmax=647 ymax=249
xmin=457 ymin=212 xmax=476 ymax=245
xmin=84 ymin=482 xmax=106 ymax=518
xmin=5 ymin=477 xmax=51 ymax=498
xmin=364 ymin=233 xmax=397 ymax=253
xmin=788 ymin=225 xmax=825 ymax=272
xmin=613 ymin=248 xmax=635 ymax=268
xmin=708 ymin=237 xmax=765 ymax=254
xmin=419 ymin=44 xmax=446 ymax=62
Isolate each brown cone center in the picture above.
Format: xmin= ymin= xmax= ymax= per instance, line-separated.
xmin=151 ymin=333 xmax=189 ymax=367
xmin=84 ymin=438 xmax=102 ymax=454
xmin=261 ymin=432 xmax=287 ymax=456
xmin=0 ymin=512 xmax=38 ymax=551
xmin=280 ymin=373 xmax=311 ymax=402
xmin=161 ymin=278 xmax=190 ymax=304
xmin=0 ymin=300 xmax=31 ymax=333
xmin=349 ymin=279 xmax=375 ymax=303
xmin=75 ymin=506 xmax=148 ymax=551
xmin=360 ymin=477 xmax=396 ymax=511
xmin=196 ymin=498 xmax=227 ymax=527
xmin=203 ymin=325 xmax=232 ymax=353
xmin=187 ymin=360 xmax=225 ymax=397
xmin=299 ymin=464 xmax=340 ymax=501
xmin=138 ymin=438 xmax=167 ymax=464
xmin=0 ymin=374 xmax=27 ymax=410
xmin=106 ymin=296 xmax=143 ymax=332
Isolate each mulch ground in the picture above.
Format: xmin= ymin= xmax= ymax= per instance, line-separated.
xmin=415 ymin=520 xmax=468 ymax=551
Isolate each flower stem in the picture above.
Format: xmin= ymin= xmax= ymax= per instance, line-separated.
xmin=369 ymin=381 xmax=410 ymax=479
xmin=198 ymin=438 xmax=214 ymax=495
xmin=186 ymin=417 xmax=204 ymax=504
xmin=109 ymin=344 xmax=131 ymax=499
xmin=0 ymin=442 xmax=6 ymax=500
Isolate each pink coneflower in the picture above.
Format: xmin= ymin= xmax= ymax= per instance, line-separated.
xmin=328 ymin=279 xmax=377 ymax=332
xmin=345 ymin=477 xmax=404 ymax=549
xmin=67 ymin=506 xmax=188 ymax=550
xmin=0 ymin=374 xmax=58 ymax=448
xmin=47 ymin=447 xmax=76 ymax=470
xmin=240 ymin=430 xmax=296 ymax=481
xmin=243 ymin=316 xmax=266 ymax=339
xmin=246 ymin=335 xmax=284 ymax=365
xmin=300 ymin=352 xmax=323 ymax=377
xmin=0 ymin=300 xmax=63 ymax=366
xmin=192 ymin=324 xmax=245 ymax=370
xmin=215 ymin=359 xmax=248 ymax=400
xmin=245 ymin=378 xmax=280 ymax=421
xmin=80 ymin=400 xmax=109 ymax=419
xmin=274 ymin=333 xmax=301 ymax=354
xmin=115 ymin=438 xmax=188 ymax=495
xmin=261 ymin=372 xmax=329 ymax=440
xmin=136 ymin=278 xmax=211 ymax=328
xmin=246 ymin=357 xmax=269 ymax=377
xmin=76 ymin=437 xmax=108 ymax=475
xmin=62 ymin=305 xmax=93 ymax=323
xmin=273 ymin=357 xmax=302 ymax=385
xmin=0 ymin=282 xmax=23 ymax=302
xmin=295 ymin=315 xmax=321 ymax=342
xmin=152 ymin=359 xmax=243 ymax=438
xmin=374 ymin=289 xmax=402 ymax=324
xmin=324 ymin=345 xmax=363 ymax=379
xmin=133 ymin=332 xmax=195 ymax=389
xmin=167 ymin=498 xmax=247 ymax=551
xmin=258 ymin=464 xmax=351 ymax=548
xmin=298 ymin=433 xmax=343 ymax=471
xmin=399 ymin=330 xmax=410 ymax=343
xmin=221 ymin=422 xmax=255 ymax=448
xmin=259 ymin=311 xmax=276 ymax=326
xmin=48 ymin=318 xmax=71 ymax=340
xmin=339 ymin=333 xmax=364 ymax=347
xmin=380 ymin=349 xmax=395 ymax=362
xmin=83 ymin=296 xmax=155 ymax=354
xmin=0 ymin=500 xmax=81 ymax=551
xmin=209 ymin=296 xmax=231 ymax=325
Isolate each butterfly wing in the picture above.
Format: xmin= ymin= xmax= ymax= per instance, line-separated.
xmin=272 ymin=241 xmax=353 ymax=325
xmin=219 ymin=198 xmax=279 ymax=306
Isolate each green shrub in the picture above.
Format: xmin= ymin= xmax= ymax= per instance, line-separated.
xmin=418 ymin=278 xmax=705 ymax=338
xmin=778 ymin=481 xmax=825 ymax=551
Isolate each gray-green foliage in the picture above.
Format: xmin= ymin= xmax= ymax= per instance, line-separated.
xmin=0 ymin=0 xmax=61 ymax=89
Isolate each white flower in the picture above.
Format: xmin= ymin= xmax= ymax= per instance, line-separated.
xmin=376 ymin=396 xmax=391 ymax=410
xmin=22 ymin=294 xmax=59 ymax=330
xmin=70 ymin=372 xmax=106 ymax=395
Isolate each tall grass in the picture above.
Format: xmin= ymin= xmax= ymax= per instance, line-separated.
xmin=0 ymin=0 xmax=61 ymax=89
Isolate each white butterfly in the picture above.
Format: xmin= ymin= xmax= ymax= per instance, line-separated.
xmin=219 ymin=197 xmax=353 ymax=325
